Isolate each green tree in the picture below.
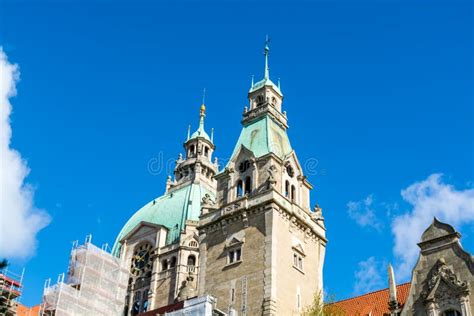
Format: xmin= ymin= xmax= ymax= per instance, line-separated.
xmin=303 ymin=291 xmax=346 ymax=316
xmin=0 ymin=259 xmax=8 ymax=270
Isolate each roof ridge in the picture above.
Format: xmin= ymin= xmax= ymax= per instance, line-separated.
xmin=332 ymin=282 xmax=411 ymax=304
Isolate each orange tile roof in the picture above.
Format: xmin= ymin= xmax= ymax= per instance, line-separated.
xmin=16 ymin=304 xmax=41 ymax=316
xmin=330 ymin=282 xmax=411 ymax=316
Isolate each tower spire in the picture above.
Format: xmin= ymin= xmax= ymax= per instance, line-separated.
xmin=264 ymin=35 xmax=270 ymax=80
xmin=388 ymin=264 xmax=400 ymax=314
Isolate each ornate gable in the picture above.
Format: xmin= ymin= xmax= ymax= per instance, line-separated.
xmin=422 ymin=258 xmax=470 ymax=303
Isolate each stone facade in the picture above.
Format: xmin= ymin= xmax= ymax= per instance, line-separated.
xmin=196 ymin=41 xmax=326 ymax=315
xmin=114 ymin=42 xmax=327 ymax=315
xmin=400 ymin=218 xmax=473 ymax=316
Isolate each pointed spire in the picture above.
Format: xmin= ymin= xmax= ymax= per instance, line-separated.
xmin=188 ymin=95 xmax=211 ymax=142
xmin=277 ymin=78 xmax=281 ymax=89
xmin=264 ymin=35 xmax=270 ymax=80
xmin=251 ymin=75 xmax=254 ymax=87
xmin=211 ymin=128 xmax=214 ymax=142
xmin=199 ymin=103 xmax=206 ymax=129
xmin=198 ymin=88 xmax=206 ymax=131
xmin=187 ymin=125 xmax=191 ymax=140
xmin=388 ymin=264 xmax=398 ymax=304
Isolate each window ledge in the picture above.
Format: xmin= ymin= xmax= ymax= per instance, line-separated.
xmin=292 ymin=265 xmax=305 ymax=274
xmin=224 ymin=260 xmax=243 ymax=269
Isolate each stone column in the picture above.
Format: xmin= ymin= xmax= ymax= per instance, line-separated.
xmin=460 ymin=296 xmax=472 ymax=316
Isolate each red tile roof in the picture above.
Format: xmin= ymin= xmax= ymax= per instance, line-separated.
xmin=330 ymin=282 xmax=411 ymax=316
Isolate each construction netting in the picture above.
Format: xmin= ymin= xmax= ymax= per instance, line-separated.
xmin=41 ymin=238 xmax=129 ymax=316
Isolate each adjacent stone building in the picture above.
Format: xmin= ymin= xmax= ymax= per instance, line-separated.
xmin=400 ymin=218 xmax=473 ymax=316
xmin=332 ymin=218 xmax=473 ymax=316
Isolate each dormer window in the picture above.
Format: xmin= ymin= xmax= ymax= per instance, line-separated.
xmin=228 ymin=248 xmax=242 ymax=264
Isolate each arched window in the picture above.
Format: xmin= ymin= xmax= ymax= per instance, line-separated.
xmin=189 ymin=240 xmax=198 ymax=248
xmin=286 ymin=165 xmax=295 ymax=177
xmin=161 ymin=260 xmax=168 ymax=271
xmin=132 ymin=301 xmax=140 ymax=315
xmin=291 ymin=185 xmax=296 ymax=203
xmin=285 ymin=180 xmax=290 ymax=197
xmin=236 ymin=180 xmax=243 ymax=198
xmin=443 ymin=310 xmax=461 ymax=316
xmin=142 ymin=289 xmax=149 ymax=312
xmin=187 ymin=255 xmax=196 ymax=266
xmin=245 ymin=176 xmax=252 ymax=195
xmin=189 ymin=144 xmax=195 ymax=157
xmin=170 ymin=256 xmax=177 ymax=268
xmin=256 ymin=95 xmax=264 ymax=106
xmin=204 ymin=146 xmax=209 ymax=157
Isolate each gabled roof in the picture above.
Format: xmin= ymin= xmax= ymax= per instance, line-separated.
xmin=330 ymin=283 xmax=411 ymax=316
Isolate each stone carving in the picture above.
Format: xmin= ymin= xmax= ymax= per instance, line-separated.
xmin=224 ymin=202 xmax=241 ymax=214
xmin=242 ymin=211 xmax=249 ymax=228
xmin=176 ymin=274 xmax=196 ymax=302
xmin=267 ymin=165 xmax=277 ymax=189
xmin=422 ymin=258 xmax=469 ymax=302
xmin=201 ymin=193 xmax=216 ymax=207
xmin=312 ymin=204 xmax=324 ymax=221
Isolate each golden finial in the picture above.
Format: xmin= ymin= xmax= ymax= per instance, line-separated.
xmin=200 ymin=88 xmax=206 ymax=116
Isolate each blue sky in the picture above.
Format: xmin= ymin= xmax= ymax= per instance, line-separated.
xmin=0 ymin=0 xmax=472 ymax=306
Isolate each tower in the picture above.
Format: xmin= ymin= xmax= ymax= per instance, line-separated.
xmin=197 ymin=39 xmax=327 ymax=315
xmin=113 ymin=103 xmax=218 ymax=315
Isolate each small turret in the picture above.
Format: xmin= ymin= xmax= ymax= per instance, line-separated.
xmin=170 ymin=101 xmax=218 ymax=191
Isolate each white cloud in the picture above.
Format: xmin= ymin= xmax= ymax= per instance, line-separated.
xmin=392 ymin=173 xmax=474 ymax=280
xmin=0 ymin=47 xmax=51 ymax=259
xmin=347 ymin=194 xmax=383 ymax=231
xmin=353 ymin=256 xmax=386 ymax=295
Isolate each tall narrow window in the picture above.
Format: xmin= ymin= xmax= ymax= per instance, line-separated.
xmin=235 ymin=248 xmax=242 ymax=261
xmin=236 ymin=180 xmax=243 ymax=198
xmin=161 ymin=260 xmax=168 ymax=271
xmin=285 ymin=180 xmax=290 ymax=197
xmin=245 ymin=177 xmax=252 ymax=195
xmin=170 ymin=256 xmax=176 ymax=268
xmin=204 ymin=146 xmax=209 ymax=157
xmin=187 ymin=255 xmax=196 ymax=266
xmin=189 ymin=145 xmax=195 ymax=157
xmin=291 ymin=185 xmax=296 ymax=203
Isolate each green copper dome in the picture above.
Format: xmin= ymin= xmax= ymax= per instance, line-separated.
xmin=112 ymin=183 xmax=214 ymax=256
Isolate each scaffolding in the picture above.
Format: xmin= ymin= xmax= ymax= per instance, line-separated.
xmin=40 ymin=235 xmax=129 ymax=316
xmin=0 ymin=267 xmax=25 ymax=316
